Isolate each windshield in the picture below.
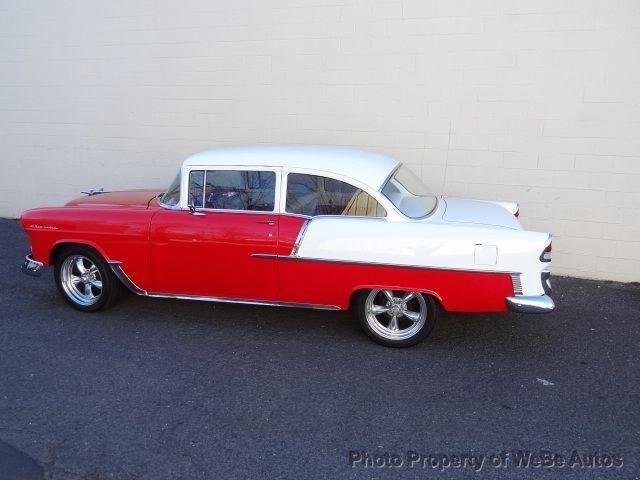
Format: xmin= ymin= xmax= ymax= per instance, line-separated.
xmin=160 ymin=171 xmax=181 ymax=206
xmin=381 ymin=165 xmax=437 ymax=218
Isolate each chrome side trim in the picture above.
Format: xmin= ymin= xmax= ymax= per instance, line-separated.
xmin=22 ymin=254 xmax=44 ymax=277
xmin=251 ymin=253 xmax=279 ymax=259
xmin=290 ymin=218 xmax=311 ymax=256
xmin=107 ymin=260 xmax=338 ymax=310
xmin=272 ymin=254 xmax=520 ymax=275
xmin=108 ymin=261 xmax=148 ymax=295
xmin=147 ymin=293 xmax=340 ymax=310
xmin=506 ymin=295 xmax=555 ymax=314
xmin=510 ymin=273 xmax=523 ymax=296
xmin=281 ymin=212 xmax=312 ymax=220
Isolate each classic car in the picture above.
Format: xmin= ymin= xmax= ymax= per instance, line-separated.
xmin=21 ymin=146 xmax=554 ymax=347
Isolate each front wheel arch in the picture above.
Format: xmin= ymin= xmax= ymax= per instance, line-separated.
xmin=50 ymin=241 xmax=109 ymax=267
xmin=53 ymin=245 xmax=122 ymax=311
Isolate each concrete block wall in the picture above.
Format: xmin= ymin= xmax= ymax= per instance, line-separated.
xmin=1 ymin=0 xmax=639 ymax=281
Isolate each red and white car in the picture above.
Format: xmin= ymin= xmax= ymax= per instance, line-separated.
xmin=21 ymin=146 xmax=554 ymax=347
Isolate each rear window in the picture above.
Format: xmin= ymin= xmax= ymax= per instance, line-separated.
xmin=381 ymin=165 xmax=437 ymax=218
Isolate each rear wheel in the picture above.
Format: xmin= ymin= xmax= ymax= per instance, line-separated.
xmin=355 ymin=289 xmax=437 ymax=347
xmin=54 ymin=246 xmax=122 ymax=312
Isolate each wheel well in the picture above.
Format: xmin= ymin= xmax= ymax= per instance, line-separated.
xmin=348 ymin=289 xmax=366 ymax=311
xmin=349 ymin=288 xmax=443 ymax=311
xmin=50 ymin=242 xmax=102 ymax=266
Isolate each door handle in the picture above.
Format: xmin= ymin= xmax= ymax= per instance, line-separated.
xmin=256 ymin=220 xmax=275 ymax=225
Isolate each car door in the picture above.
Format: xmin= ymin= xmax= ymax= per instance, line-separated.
xmin=149 ymin=167 xmax=279 ymax=300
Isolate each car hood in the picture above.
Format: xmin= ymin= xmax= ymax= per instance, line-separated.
xmin=65 ymin=189 xmax=163 ymax=209
xmin=441 ymin=197 xmax=521 ymax=230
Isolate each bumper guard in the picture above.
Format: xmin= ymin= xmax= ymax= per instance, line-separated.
xmin=22 ymin=254 xmax=44 ymax=277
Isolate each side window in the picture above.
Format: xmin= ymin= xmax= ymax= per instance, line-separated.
xmin=286 ymin=173 xmax=386 ymax=217
xmin=188 ymin=170 xmax=276 ymax=211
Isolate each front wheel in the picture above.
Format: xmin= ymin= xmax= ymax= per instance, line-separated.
xmin=355 ymin=289 xmax=437 ymax=347
xmin=54 ymin=246 xmax=122 ymax=312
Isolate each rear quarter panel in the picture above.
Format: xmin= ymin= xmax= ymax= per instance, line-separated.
xmin=295 ymin=217 xmax=550 ymax=305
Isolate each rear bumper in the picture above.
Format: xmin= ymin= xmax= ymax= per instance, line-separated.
xmin=21 ymin=254 xmax=44 ymax=277
xmin=506 ymin=295 xmax=555 ymax=314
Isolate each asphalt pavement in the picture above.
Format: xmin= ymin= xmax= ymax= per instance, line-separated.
xmin=0 ymin=218 xmax=639 ymax=480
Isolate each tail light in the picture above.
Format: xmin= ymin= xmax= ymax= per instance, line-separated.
xmin=540 ymin=238 xmax=552 ymax=262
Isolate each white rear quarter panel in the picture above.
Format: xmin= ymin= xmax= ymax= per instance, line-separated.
xmin=296 ymin=217 xmax=550 ymax=296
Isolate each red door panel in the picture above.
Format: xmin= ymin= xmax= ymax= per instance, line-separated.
xmin=149 ymin=209 xmax=278 ymax=299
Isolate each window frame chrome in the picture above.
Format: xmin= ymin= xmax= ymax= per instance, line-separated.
xmin=178 ymin=165 xmax=282 ymax=215
xmin=157 ymin=192 xmax=183 ymax=211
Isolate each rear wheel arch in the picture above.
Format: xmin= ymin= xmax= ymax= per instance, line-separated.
xmin=349 ymin=286 xmax=444 ymax=312
xmin=351 ymin=288 xmax=439 ymax=347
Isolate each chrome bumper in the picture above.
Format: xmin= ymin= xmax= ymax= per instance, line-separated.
xmin=506 ymin=295 xmax=555 ymax=314
xmin=22 ymin=254 xmax=44 ymax=277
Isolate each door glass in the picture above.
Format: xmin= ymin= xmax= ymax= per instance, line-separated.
xmin=199 ymin=170 xmax=276 ymax=211
xmin=286 ymin=173 xmax=386 ymax=217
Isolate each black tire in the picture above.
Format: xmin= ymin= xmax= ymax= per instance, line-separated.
xmin=54 ymin=245 xmax=122 ymax=312
xmin=354 ymin=289 xmax=437 ymax=347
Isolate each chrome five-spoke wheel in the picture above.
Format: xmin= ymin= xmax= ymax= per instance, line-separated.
xmin=356 ymin=289 xmax=437 ymax=347
xmin=54 ymin=246 xmax=122 ymax=311
xmin=60 ymin=255 xmax=103 ymax=306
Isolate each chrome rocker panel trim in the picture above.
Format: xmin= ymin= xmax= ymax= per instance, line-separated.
xmin=148 ymin=293 xmax=339 ymax=311
xmin=506 ymin=295 xmax=555 ymax=314
xmin=108 ymin=261 xmax=339 ymax=311
xmin=22 ymin=254 xmax=44 ymax=277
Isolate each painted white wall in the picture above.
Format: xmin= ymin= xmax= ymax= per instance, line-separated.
xmin=1 ymin=0 xmax=639 ymax=282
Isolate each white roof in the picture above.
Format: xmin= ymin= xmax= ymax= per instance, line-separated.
xmin=183 ymin=145 xmax=400 ymax=191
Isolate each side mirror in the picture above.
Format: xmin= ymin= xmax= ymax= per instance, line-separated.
xmin=188 ymin=203 xmax=205 ymax=216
